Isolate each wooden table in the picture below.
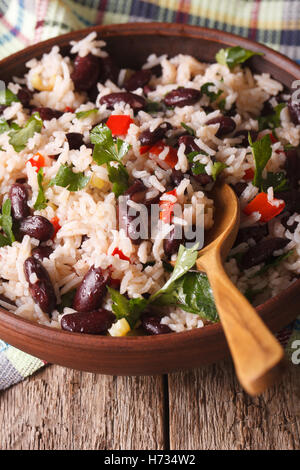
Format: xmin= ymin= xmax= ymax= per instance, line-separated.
xmin=0 ymin=360 xmax=299 ymax=450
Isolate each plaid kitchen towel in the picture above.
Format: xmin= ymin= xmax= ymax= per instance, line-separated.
xmin=0 ymin=0 xmax=299 ymax=389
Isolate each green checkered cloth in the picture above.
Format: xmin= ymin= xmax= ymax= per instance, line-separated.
xmin=0 ymin=0 xmax=299 ymax=389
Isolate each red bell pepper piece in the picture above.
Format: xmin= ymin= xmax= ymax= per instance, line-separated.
xmin=159 ymin=189 xmax=177 ymax=224
xmin=50 ymin=216 xmax=61 ymax=238
xmin=28 ymin=153 xmax=45 ymax=172
xmin=112 ymin=247 xmax=130 ymax=262
xmin=149 ymin=141 xmax=178 ymax=169
xmin=269 ymin=132 xmax=278 ymax=144
xmin=244 ymin=168 xmax=254 ymax=181
xmin=109 ymin=277 xmax=121 ymax=289
xmin=64 ymin=106 xmax=74 ymax=113
xmin=243 ymin=192 xmax=285 ymax=223
xmin=106 ymin=115 xmax=134 ymax=136
xmin=139 ymin=145 xmax=150 ymax=155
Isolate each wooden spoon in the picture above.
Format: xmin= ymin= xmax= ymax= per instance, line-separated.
xmin=196 ymin=183 xmax=285 ymax=396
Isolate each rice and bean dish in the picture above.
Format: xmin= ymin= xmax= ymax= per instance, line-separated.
xmin=0 ymin=32 xmax=299 ymax=337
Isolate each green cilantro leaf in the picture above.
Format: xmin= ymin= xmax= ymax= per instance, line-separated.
xmin=153 ymin=271 xmax=218 ymax=323
xmin=150 ymin=243 xmax=199 ymax=302
xmin=91 ymin=124 xmax=131 ymax=165
xmin=145 ymin=100 xmax=164 ymax=114
xmin=49 ymin=164 xmax=90 ymax=191
xmin=201 ymin=82 xmax=222 ymax=102
xmin=192 ymin=162 xmax=207 ymax=176
xmin=9 ymin=112 xmax=43 ymax=152
xmin=261 ymin=171 xmax=289 ymax=193
xmin=75 ymin=108 xmax=98 ymax=119
xmin=249 ymin=133 xmax=272 ymax=188
xmin=258 ymin=103 xmax=286 ymax=131
xmin=107 ymin=244 xmax=215 ymax=328
xmin=218 ymin=98 xmax=226 ymax=111
xmin=107 ymin=287 xmax=148 ymax=328
xmin=10 ymin=122 xmax=21 ymax=130
xmin=0 ymin=119 xmax=9 ymax=134
xmin=0 ymin=88 xmax=19 ymax=106
xmin=0 ymin=199 xmax=15 ymax=246
xmin=57 ymin=289 xmax=77 ymax=313
xmin=186 ymin=151 xmax=200 ymax=162
xmin=90 ymin=124 xmax=130 ymax=197
xmin=211 ymin=161 xmax=227 ymax=181
xmin=34 ymin=168 xmax=47 ymax=210
xmin=181 ymin=122 xmax=196 ymax=136
xmin=216 ymin=46 xmax=263 ymax=69
xmin=107 ymin=162 xmax=129 ymax=198
xmin=186 ymin=151 xmax=208 ymax=176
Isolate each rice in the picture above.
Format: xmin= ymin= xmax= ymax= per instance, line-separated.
xmin=0 ymin=33 xmax=299 ymax=336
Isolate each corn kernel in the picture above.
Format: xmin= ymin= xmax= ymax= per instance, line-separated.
xmin=108 ymin=318 xmax=131 ymax=337
xmin=47 ymin=202 xmax=58 ymax=211
xmin=89 ymin=173 xmax=110 ymax=191
xmin=31 ymin=74 xmax=56 ymax=91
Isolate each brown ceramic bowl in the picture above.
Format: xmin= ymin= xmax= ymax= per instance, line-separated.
xmin=0 ymin=23 xmax=299 ymax=375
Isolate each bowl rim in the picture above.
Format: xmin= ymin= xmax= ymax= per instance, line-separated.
xmin=0 ymin=21 xmax=299 ymax=354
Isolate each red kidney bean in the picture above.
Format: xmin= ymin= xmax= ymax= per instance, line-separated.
xmin=61 ymin=308 xmax=115 ymax=334
xmin=232 ymin=182 xmax=248 ymax=197
xmin=32 ymin=245 xmax=53 ymax=262
xmin=0 ymin=294 xmax=16 ymax=310
xmin=73 ymin=266 xmax=109 ymax=312
xmin=66 ymin=132 xmax=84 ymax=150
xmin=171 ymin=169 xmax=185 ymax=186
xmin=261 ymin=99 xmax=274 ymax=117
xmin=141 ymin=312 xmax=172 ymax=335
xmin=124 ymin=69 xmax=151 ymax=92
xmin=32 ymin=107 xmax=63 ymax=120
xmin=280 ymin=213 xmax=298 ymax=233
xmin=163 ymin=227 xmax=184 ymax=257
xmin=150 ymin=64 xmax=162 ymax=78
xmin=19 ymin=215 xmax=54 ymax=241
xmin=234 ymin=224 xmax=268 ymax=246
xmin=224 ymin=104 xmax=237 ymax=117
xmin=163 ymin=88 xmax=201 ymax=108
xmin=139 ymin=122 xmax=172 ymax=147
xmin=275 ymin=189 xmax=300 ymax=213
xmin=117 ymin=204 xmax=145 ymax=245
xmin=0 ymin=294 xmax=16 ymax=308
xmin=119 ymin=180 xmax=154 ymax=244
xmin=0 ymin=105 xmax=7 ymax=114
xmin=124 ymin=213 xmax=144 ymax=245
xmin=178 ymin=135 xmax=200 ymax=153
xmin=9 ymin=183 xmax=30 ymax=220
xmin=191 ymin=173 xmax=213 ymax=186
xmin=99 ymin=56 xmax=120 ymax=84
xmin=124 ymin=180 xmax=147 ymax=203
xmin=240 ymin=237 xmax=289 ymax=269
xmin=288 ymin=97 xmax=300 ymax=125
xmin=285 ymin=148 xmax=300 ymax=189
xmin=206 ymin=116 xmax=236 ymax=138
xmin=24 ymin=256 xmax=57 ymax=315
xmin=87 ymin=84 xmax=99 ymax=103
xmin=143 ymin=85 xmax=154 ymax=96
xmin=71 ymin=53 xmax=100 ymax=91
xmin=17 ymin=87 xmax=33 ymax=107
xmin=100 ymin=92 xmax=146 ymax=111
xmin=234 ymin=130 xmax=258 ymax=147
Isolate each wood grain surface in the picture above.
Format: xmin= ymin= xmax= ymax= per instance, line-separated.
xmin=0 ymin=361 xmax=299 ymax=450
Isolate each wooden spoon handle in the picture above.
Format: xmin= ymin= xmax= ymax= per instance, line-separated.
xmin=198 ymin=254 xmax=285 ymax=396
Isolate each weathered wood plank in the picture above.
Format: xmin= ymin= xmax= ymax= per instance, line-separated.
xmin=0 ymin=365 xmax=166 ymax=450
xmin=168 ymin=360 xmax=300 ymax=450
